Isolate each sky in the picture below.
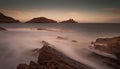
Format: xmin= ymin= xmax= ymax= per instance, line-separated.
xmin=0 ymin=0 xmax=120 ymax=23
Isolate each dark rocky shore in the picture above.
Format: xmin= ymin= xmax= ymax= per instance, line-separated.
xmin=17 ymin=41 xmax=92 ymax=69
xmin=90 ymin=36 xmax=120 ymax=69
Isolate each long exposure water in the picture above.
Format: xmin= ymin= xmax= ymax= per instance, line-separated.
xmin=0 ymin=23 xmax=120 ymax=69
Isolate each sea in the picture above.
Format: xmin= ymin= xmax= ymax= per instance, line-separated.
xmin=0 ymin=23 xmax=120 ymax=69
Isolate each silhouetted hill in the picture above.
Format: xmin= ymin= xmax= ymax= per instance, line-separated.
xmin=60 ymin=19 xmax=78 ymax=23
xmin=0 ymin=12 xmax=20 ymax=23
xmin=26 ymin=17 xmax=57 ymax=23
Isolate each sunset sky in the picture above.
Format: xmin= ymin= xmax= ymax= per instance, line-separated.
xmin=0 ymin=0 xmax=120 ymax=23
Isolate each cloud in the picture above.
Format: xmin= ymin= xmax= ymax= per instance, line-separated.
xmin=103 ymin=8 xmax=120 ymax=14
xmin=101 ymin=8 xmax=120 ymax=23
xmin=0 ymin=8 xmax=120 ymax=23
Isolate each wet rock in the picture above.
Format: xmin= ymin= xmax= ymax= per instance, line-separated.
xmin=57 ymin=36 xmax=68 ymax=40
xmin=90 ymin=52 xmax=120 ymax=69
xmin=91 ymin=36 xmax=120 ymax=58
xmin=37 ymin=28 xmax=64 ymax=32
xmin=26 ymin=17 xmax=57 ymax=23
xmin=0 ymin=27 xmax=7 ymax=31
xmin=90 ymin=36 xmax=120 ymax=69
xmin=17 ymin=64 xmax=29 ymax=69
xmin=16 ymin=41 xmax=92 ymax=69
xmin=32 ymin=48 xmax=40 ymax=53
xmin=26 ymin=48 xmax=40 ymax=56
xmin=29 ymin=61 xmax=42 ymax=69
xmin=72 ymin=40 xmax=78 ymax=43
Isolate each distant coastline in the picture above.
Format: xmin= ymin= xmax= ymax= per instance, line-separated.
xmin=0 ymin=12 xmax=78 ymax=23
xmin=1 ymin=12 xmax=120 ymax=24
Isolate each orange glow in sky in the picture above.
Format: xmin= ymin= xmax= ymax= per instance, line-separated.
xmin=0 ymin=9 xmax=120 ymax=23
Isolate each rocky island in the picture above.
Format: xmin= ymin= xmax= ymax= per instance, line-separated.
xmin=17 ymin=41 xmax=92 ymax=69
xmin=26 ymin=17 xmax=57 ymax=23
xmin=60 ymin=19 xmax=78 ymax=23
xmin=0 ymin=12 xmax=20 ymax=23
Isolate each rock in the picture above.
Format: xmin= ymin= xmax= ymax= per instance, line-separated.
xmin=17 ymin=64 xmax=29 ymax=69
xmin=0 ymin=12 xmax=20 ymax=23
xmin=29 ymin=61 xmax=42 ymax=69
xmin=26 ymin=48 xmax=40 ymax=56
xmin=0 ymin=27 xmax=7 ymax=31
xmin=91 ymin=36 xmax=120 ymax=58
xmin=26 ymin=17 xmax=57 ymax=23
xmin=90 ymin=52 xmax=120 ymax=69
xmin=57 ymin=36 xmax=68 ymax=40
xmin=72 ymin=40 xmax=78 ymax=43
xmin=90 ymin=36 xmax=120 ymax=69
xmin=37 ymin=28 xmax=64 ymax=32
xmin=32 ymin=48 xmax=40 ymax=53
xmin=16 ymin=41 xmax=92 ymax=69
xmin=60 ymin=19 xmax=78 ymax=23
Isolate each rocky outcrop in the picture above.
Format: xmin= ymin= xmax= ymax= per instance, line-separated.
xmin=17 ymin=41 xmax=92 ymax=69
xmin=37 ymin=28 xmax=64 ymax=32
xmin=0 ymin=12 xmax=20 ymax=23
xmin=0 ymin=27 xmax=7 ymax=31
xmin=71 ymin=40 xmax=78 ymax=43
xmin=90 ymin=36 xmax=120 ymax=69
xmin=60 ymin=19 xmax=78 ymax=23
xmin=91 ymin=36 xmax=120 ymax=58
xmin=57 ymin=36 xmax=68 ymax=40
xmin=17 ymin=64 xmax=29 ymax=69
xmin=26 ymin=17 xmax=57 ymax=23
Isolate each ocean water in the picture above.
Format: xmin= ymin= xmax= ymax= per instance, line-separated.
xmin=0 ymin=23 xmax=120 ymax=69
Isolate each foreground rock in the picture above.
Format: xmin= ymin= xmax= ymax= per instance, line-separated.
xmin=0 ymin=27 xmax=7 ymax=31
xmin=37 ymin=28 xmax=64 ymax=32
xmin=90 ymin=36 xmax=120 ymax=69
xmin=71 ymin=40 xmax=78 ymax=43
xmin=26 ymin=17 xmax=57 ymax=23
xmin=17 ymin=41 xmax=92 ymax=69
xmin=60 ymin=19 xmax=78 ymax=23
xmin=91 ymin=36 xmax=120 ymax=58
xmin=57 ymin=36 xmax=68 ymax=40
xmin=0 ymin=12 xmax=20 ymax=23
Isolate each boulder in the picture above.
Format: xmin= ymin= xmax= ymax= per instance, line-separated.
xmin=0 ymin=27 xmax=7 ymax=31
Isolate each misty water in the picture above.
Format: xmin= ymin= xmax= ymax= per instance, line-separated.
xmin=0 ymin=23 xmax=120 ymax=69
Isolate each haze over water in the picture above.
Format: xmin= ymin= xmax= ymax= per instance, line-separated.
xmin=0 ymin=23 xmax=120 ymax=69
